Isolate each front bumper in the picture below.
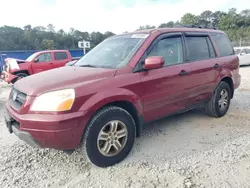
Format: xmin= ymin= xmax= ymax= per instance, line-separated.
xmin=4 ymin=103 xmax=88 ymax=150
xmin=1 ymin=71 xmax=17 ymax=84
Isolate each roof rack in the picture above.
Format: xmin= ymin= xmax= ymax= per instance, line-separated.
xmin=174 ymin=24 xmax=218 ymax=30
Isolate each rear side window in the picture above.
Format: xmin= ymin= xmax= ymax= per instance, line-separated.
xmin=211 ymin=33 xmax=234 ymax=57
xmin=55 ymin=52 xmax=68 ymax=60
xmin=246 ymin=49 xmax=250 ymax=54
xmin=185 ymin=36 xmax=215 ymax=61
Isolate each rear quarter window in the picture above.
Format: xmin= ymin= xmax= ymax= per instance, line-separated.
xmin=55 ymin=52 xmax=68 ymax=60
xmin=211 ymin=33 xmax=234 ymax=57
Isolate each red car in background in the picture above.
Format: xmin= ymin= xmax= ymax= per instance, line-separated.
xmin=1 ymin=50 xmax=80 ymax=84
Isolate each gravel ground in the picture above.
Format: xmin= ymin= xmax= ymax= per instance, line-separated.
xmin=1 ymin=67 xmax=250 ymax=188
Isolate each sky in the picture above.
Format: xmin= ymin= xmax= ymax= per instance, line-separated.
xmin=0 ymin=0 xmax=249 ymax=34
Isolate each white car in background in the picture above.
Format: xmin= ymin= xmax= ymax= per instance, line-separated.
xmin=234 ymin=47 xmax=250 ymax=66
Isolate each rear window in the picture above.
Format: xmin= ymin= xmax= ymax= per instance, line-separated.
xmin=186 ymin=36 xmax=215 ymax=61
xmin=55 ymin=52 xmax=68 ymax=60
xmin=211 ymin=33 xmax=234 ymax=57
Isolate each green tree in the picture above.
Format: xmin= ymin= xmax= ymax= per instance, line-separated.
xmin=198 ymin=10 xmax=213 ymax=26
xmin=180 ymin=13 xmax=197 ymax=25
xmin=42 ymin=39 xmax=55 ymax=50
xmin=136 ymin=25 xmax=156 ymax=31
xmin=47 ymin=24 xmax=55 ymax=33
xmin=158 ymin=21 xmax=175 ymax=28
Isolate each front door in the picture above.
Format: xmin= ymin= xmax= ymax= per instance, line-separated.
xmin=31 ymin=52 xmax=54 ymax=74
xmin=140 ymin=33 xmax=194 ymax=122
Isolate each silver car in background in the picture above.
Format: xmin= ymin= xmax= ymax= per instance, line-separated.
xmin=234 ymin=47 xmax=250 ymax=66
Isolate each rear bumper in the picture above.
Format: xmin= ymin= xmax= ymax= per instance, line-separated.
xmin=233 ymin=74 xmax=241 ymax=90
xmin=5 ymin=103 xmax=88 ymax=150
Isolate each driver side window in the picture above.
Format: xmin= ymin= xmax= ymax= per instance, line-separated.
xmin=36 ymin=53 xmax=52 ymax=62
xmin=147 ymin=36 xmax=184 ymax=66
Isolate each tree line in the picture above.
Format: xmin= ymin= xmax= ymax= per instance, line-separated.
xmin=0 ymin=24 xmax=115 ymax=51
xmin=138 ymin=8 xmax=250 ymax=46
xmin=0 ymin=8 xmax=249 ymax=51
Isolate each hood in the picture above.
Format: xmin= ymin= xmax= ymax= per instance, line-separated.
xmin=4 ymin=58 xmax=27 ymax=72
xmin=14 ymin=66 xmax=116 ymax=96
xmin=5 ymin=58 xmax=28 ymax=64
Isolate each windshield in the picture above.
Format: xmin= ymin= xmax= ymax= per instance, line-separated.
xmin=75 ymin=34 xmax=149 ymax=69
xmin=234 ymin=49 xmax=241 ymax=54
xmin=26 ymin=52 xmax=39 ymax=61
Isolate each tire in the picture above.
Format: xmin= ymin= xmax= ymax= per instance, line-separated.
xmin=11 ymin=73 xmax=28 ymax=84
xmin=204 ymin=81 xmax=231 ymax=118
xmin=81 ymin=106 xmax=136 ymax=167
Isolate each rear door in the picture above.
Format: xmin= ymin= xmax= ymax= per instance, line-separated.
xmin=31 ymin=52 xmax=54 ymax=74
xmin=140 ymin=33 xmax=196 ymax=122
xmin=182 ymin=32 xmax=219 ymax=105
xmin=53 ymin=52 xmax=70 ymax=68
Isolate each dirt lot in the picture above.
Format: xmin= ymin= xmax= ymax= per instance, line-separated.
xmin=1 ymin=67 xmax=250 ymax=188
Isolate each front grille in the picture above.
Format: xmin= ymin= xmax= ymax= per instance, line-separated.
xmin=9 ymin=88 xmax=27 ymax=110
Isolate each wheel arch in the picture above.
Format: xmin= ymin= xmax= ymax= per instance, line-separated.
xmin=102 ymin=100 xmax=143 ymax=137
xmin=81 ymin=98 xmax=143 ymax=141
xmin=221 ymin=76 xmax=234 ymax=99
xmin=12 ymin=70 xmax=30 ymax=76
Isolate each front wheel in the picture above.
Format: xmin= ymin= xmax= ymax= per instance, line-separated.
xmin=204 ymin=81 xmax=231 ymax=117
xmin=81 ymin=106 xmax=136 ymax=167
xmin=11 ymin=73 xmax=28 ymax=84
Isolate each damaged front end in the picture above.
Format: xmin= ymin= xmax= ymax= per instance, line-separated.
xmin=1 ymin=59 xmax=20 ymax=84
xmin=1 ymin=71 xmax=18 ymax=84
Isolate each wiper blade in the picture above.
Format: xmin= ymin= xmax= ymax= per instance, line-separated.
xmin=78 ymin=64 xmax=97 ymax=68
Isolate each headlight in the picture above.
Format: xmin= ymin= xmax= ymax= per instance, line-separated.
xmin=30 ymin=89 xmax=75 ymax=112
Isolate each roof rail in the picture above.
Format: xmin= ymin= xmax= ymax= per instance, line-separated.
xmin=174 ymin=24 xmax=218 ymax=30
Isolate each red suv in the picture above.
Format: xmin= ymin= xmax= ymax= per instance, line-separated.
xmin=4 ymin=27 xmax=241 ymax=167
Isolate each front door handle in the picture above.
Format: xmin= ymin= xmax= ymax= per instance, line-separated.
xmin=213 ymin=64 xmax=221 ymax=69
xmin=179 ymin=70 xmax=189 ymax=76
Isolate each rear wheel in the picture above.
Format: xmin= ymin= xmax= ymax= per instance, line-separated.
xmin=204 ymin=81 xmax=231 ymax=117
xmin=81 ymin=106 xmax=136 ymax=167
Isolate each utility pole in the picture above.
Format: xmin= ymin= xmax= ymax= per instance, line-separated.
xmin=83 ymin=40 xmax=86 ymax=56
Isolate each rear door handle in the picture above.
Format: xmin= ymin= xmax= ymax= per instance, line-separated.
xmin=213 ymin=64 xmax=221 ymax=69
xmin=179 ymin=70 xmax=189 ymax=76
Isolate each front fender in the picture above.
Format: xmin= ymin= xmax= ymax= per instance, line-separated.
xmin=79 ymin=88 xmax=143 ymax=119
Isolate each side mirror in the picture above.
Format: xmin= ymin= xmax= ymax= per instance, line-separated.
xmin=144 ymin=56 xmax=164 ymax=70
xmin=34 ymin=58 xmax=39 ymax=62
